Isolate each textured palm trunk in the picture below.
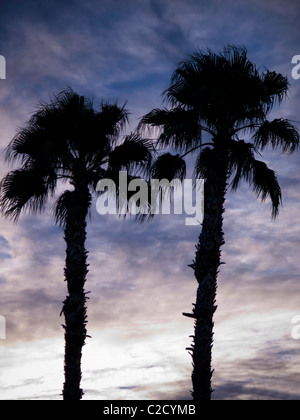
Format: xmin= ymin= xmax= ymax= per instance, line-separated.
xmin=184 ymin=148 xmax=228 ymax=401
xmin=61 ymin=181 xmax=91 ymax=400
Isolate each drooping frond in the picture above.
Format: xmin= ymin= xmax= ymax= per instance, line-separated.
xmin=253 ymin=118 xmax=300 ymax=154
xmin=193 ymin=147 xmax=215 ymax=181
xmin=5 ymin=115 xmax=69 ymax=167
xmin=108 ymin=132 xmax=153 ymax=175
xmin=251 ymin=160 xmax=282 ymax=219
xmin=0 ymin=168 xmax=52 ymax=221
xmin=52 ymin=190 xmax=73 ymax=228
xmin=228 ymin=140 xmax=258 ymax=190
xmin=260 ymin=70 xmax=289 ymax=109
xmin=227 ymin=139 xmax=282 ymax=218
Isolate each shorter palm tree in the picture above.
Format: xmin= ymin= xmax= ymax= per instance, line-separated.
xmin=0 ymin=88 xmax=153 ymax=399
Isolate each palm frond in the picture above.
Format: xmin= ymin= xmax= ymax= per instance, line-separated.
xmin=261 ymin=71 xmax=289 ymax=108
xmin=0 ymin=168 xmax=51 ymax=221
xmin=251 ymin=159 xmax=282 ymax=219
xmin=139 ymin=107 xmax=202 ymax=152
xmin=151 ymin=153 xmax=186 ymax=181
xmin=253 ymin=118 xmax=299 ymax=154
xmin=108 ymin=132 xmax=154 ymax=175
xmin=52 ymin=190 xmax=73 ymax=228
xmin=139 ymin=107 xmax=171 ymax=129
xmin=5 ymin=91 xmax=78 ymax=168
xmin=227 ymin=139 xmax=282 ymax=218
xmin=228 ymin=140 xmax=257 ymax=190
xmin=193 ymin=147 xmax=214 ymax=181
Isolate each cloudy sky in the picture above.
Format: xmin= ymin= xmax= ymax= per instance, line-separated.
xmin=0 ymin=0 xmax=300 ymax=400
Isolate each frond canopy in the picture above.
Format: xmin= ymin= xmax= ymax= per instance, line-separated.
xmin=0 ymin=88 xmax=153 ymax=225
xmin=139 ymin=45 xmax=299 ymax=218
xmin=141 ymin=45 xmax=292 ymax=146
xmin=166 ymin=45 xmax=289 ymax=129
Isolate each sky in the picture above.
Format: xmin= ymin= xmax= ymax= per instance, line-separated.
xmin=0 ymin=0 xmax=300 ymax=400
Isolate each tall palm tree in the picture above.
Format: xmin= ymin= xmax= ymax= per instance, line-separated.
xmin=140 ymin=46 xmax=299 ymax=400
xmin=0 ymin=88 xmax=153 ymax=400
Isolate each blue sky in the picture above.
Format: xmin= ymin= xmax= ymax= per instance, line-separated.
xmin=0 ymin=0 xmax=300 ymax=400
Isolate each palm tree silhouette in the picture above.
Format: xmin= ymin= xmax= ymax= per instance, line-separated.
xmin=0 ymin=88 xmax=153 ymax=400
xmin=140 ymin=46 xmax=299 ymax=400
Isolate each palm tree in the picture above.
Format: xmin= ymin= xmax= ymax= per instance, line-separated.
xmin=139 ymin=46 xmax=299 ymax=400
xmin=0 ymin=88 xmax=153 ymax=400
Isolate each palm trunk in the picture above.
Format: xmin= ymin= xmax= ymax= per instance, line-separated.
xmin=61 ymin=181 xmax=91 ymax=400
xmin=184 ymin=148 xmax=228 ymax=400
